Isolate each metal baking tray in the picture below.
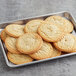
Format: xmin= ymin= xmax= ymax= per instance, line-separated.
xmin=0 ymin=11 xmax=76 ymax=68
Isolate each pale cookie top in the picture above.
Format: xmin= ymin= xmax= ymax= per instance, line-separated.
xmin=1 ymin=29 xmax=8 ymax=42
xmin=51 ymin=46 xmax=61 ymax=57
xmin=5 ymin=24 xmax=25 ymax=37
xmin=24 ymin=19 xmax=44 ymax=33
xmin=30 ymin=41 xmax=53 ymax=60
xmin=16 ymin=33 xmax=43 ymax=54
xmin=45 ymin=15 xmax=73 ymax=33
xmin=54 ymin=34 xmax=75 ymax=52
xmin=7 ymin=52 xmax=33 ymax=64
xmin=38 ymin=21 xmax=64 ymax=42
xmin=5 ymin=37 xmax=20 ymax=54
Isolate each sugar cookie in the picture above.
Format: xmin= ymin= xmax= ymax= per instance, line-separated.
xmin=24 ymin=19 xmax=44 ymax=33
xmin=45 ymin=15 xmax=73 ymax=33
xmin=5 ymin=37 xmax=20 ymax=54
xmin=30 ymin=41 xmax=53 ymax=60
xmin=7 ymin=52 xmax=33 ymax=64
xmin=1 ymin=30 xmax=8 ymax=42
xmin=38 ymin=21 xmax=64 ymax=42
xmin=16 ymin=33 xmax=43 ymax=54
xmin=54 ymin=34 xmax=75 ymax=52
xmin=5 ymin=24 xmax=25 ymax=37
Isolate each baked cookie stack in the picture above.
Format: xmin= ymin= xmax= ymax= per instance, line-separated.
xmin=1 ymin=16 xmax=75 ymax=65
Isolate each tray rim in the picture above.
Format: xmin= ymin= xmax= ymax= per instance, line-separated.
xmin=0 ymin=11 xmax=74 ymax=24
xmin=0 ymin=11 xmax=76 ymax=68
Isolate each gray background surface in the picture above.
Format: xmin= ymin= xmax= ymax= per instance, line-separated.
xmin=0 ymin=0 xmax=76 ymax=76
